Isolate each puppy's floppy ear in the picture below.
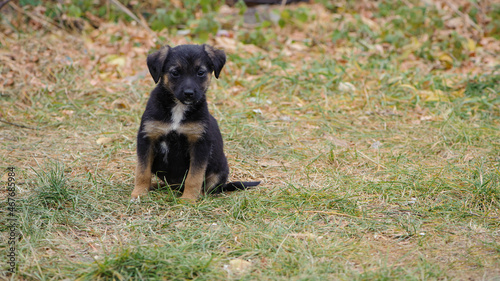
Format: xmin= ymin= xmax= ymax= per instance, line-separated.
xmin=147 ymin=45 xmax=170 ymax=84
xmin=203 ymin=44 xmax=226 ymax=79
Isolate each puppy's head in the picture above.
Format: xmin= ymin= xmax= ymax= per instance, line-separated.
xmin=147 ymin=44 xmax=226 ymax=105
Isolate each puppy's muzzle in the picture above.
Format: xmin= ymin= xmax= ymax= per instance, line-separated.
xmin=178 ymin=88 xmax=196 ymax=105
xmin=184 ymin=89 xmax=194 ymax=99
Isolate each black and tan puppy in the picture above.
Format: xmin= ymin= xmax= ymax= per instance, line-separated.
xmin=131 ymin=44 xmax=260 ymax=201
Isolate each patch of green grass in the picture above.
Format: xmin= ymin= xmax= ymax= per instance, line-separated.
xmin=464 ymin=159 xmax=500 ymax=211
xmin=77 ymin=248 xmax=215 ymax=280
xmin=30 ymin=162 xmax=72 ymax=210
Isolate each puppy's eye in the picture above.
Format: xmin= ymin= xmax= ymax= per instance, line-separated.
xmin=170 ymin=70 xmax=180 ymax=78
xmin=197 ymin=70 xmax=206 ymax=77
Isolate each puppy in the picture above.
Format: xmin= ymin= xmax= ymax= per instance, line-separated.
xmin=131 ymin=44 xmax=260 ymax=201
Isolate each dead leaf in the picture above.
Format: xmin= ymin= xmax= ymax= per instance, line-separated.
xmin=214 ymin=37 xmax=236 ymax=49
xmin=338 ymin=82 xmax=356 ymax=93
xmin=438 ymin=53 xmax=453 ymax=69
xmin=111 ymin=99 xmax=130 ymax=109
xmin=325 ymin=135 xmax=349 ymax=147
xmin=62 ymin=110 xmax=74 ymax=116
xmin=258 ymin=159 xmax=289 ymax=167
xmin=105 ymin=55 xmax=126 ymax=67
xmin=466 ymin=38 xmax=476 ymax=52
xmin=420 ymin=89 xmax=449 ymax=102
xmin=227 ymin=258 xmax=252 ymax=275
xmin=96 ymin=137 xmax=113 ymax=145
xmin=288 ymin=42 xmax=308 ymax=51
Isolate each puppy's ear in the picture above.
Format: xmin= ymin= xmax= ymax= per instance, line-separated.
xmin=203 ymin=44 xmax=226 ymax=79
xmin=147 ymin=45 xmax=170 ymax=84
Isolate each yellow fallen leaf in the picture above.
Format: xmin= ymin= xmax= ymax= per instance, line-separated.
xmin=106 ymin=55 xmax=126 ymax=67
xmin=438 ymin=53 xmax=453 ymax=69
xmin=98 ymin=72 xmax=111 ymax=81
xmin=96 ymin=137 xmax=113 ymax=145
xmin=111 ymin=99 xmax=130 ymax=109
xmin=361 ymin=16 xmax=380 ymax=31
xmin=451 ymin=89 xmax=465 ymax=98
xmin=419 ymin=90 xmax=448 ymax=102
xmin=399 ymin=84 xmax=417 ymax=92
xmin=466 ymin=38 xmax=476 ymax=52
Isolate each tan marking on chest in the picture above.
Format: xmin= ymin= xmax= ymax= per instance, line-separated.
xmin=177 ymin=122 xmax=206 ymax=143
xmin=142 ymin=120 xmax=205 ymax=142
xmin=142 ymin=121 xmax=172 ymax=141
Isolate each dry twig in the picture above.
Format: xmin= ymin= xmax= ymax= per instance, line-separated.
xmin=108 ymin=0 xmax=156 ymax=38
xmin=0 ymin=119 xmax=37 ymax=130
xmin=8 ymin=2 xmax=61 ymax=30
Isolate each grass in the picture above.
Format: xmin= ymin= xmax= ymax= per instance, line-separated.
xmin=1 ymin=0 xmax=500 ymax=280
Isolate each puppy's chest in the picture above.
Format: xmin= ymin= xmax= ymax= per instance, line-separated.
xmin=142 ymin=104 xmax=205 ymax=143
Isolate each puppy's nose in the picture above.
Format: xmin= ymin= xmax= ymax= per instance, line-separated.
xmin=184 ymin=89 xmax=194 ymax=98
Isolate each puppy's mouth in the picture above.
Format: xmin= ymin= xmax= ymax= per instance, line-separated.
xmin=174 ymin=89 xmax=198 ymax=106
xmin=181 ymin=100 xmax=194 ymax=105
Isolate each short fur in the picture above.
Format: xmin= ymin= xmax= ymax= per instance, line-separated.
xmin=131 ymin=44 xmax=260 ymax=201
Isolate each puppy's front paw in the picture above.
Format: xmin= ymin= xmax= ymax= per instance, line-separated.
xmin=130 ymin=196 xmax=141 ymax=204
xmin=131 ymin=188 xmax=148 ymax=200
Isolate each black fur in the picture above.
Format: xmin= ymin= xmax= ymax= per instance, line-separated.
xmin=134 ymin=44 xmax=260 ymax=199
xmin=208 ymin=181 xmax=262 ymax=195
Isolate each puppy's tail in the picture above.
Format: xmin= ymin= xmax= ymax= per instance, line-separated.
xmin=209 ymin=181 xmax=261 ymax=195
